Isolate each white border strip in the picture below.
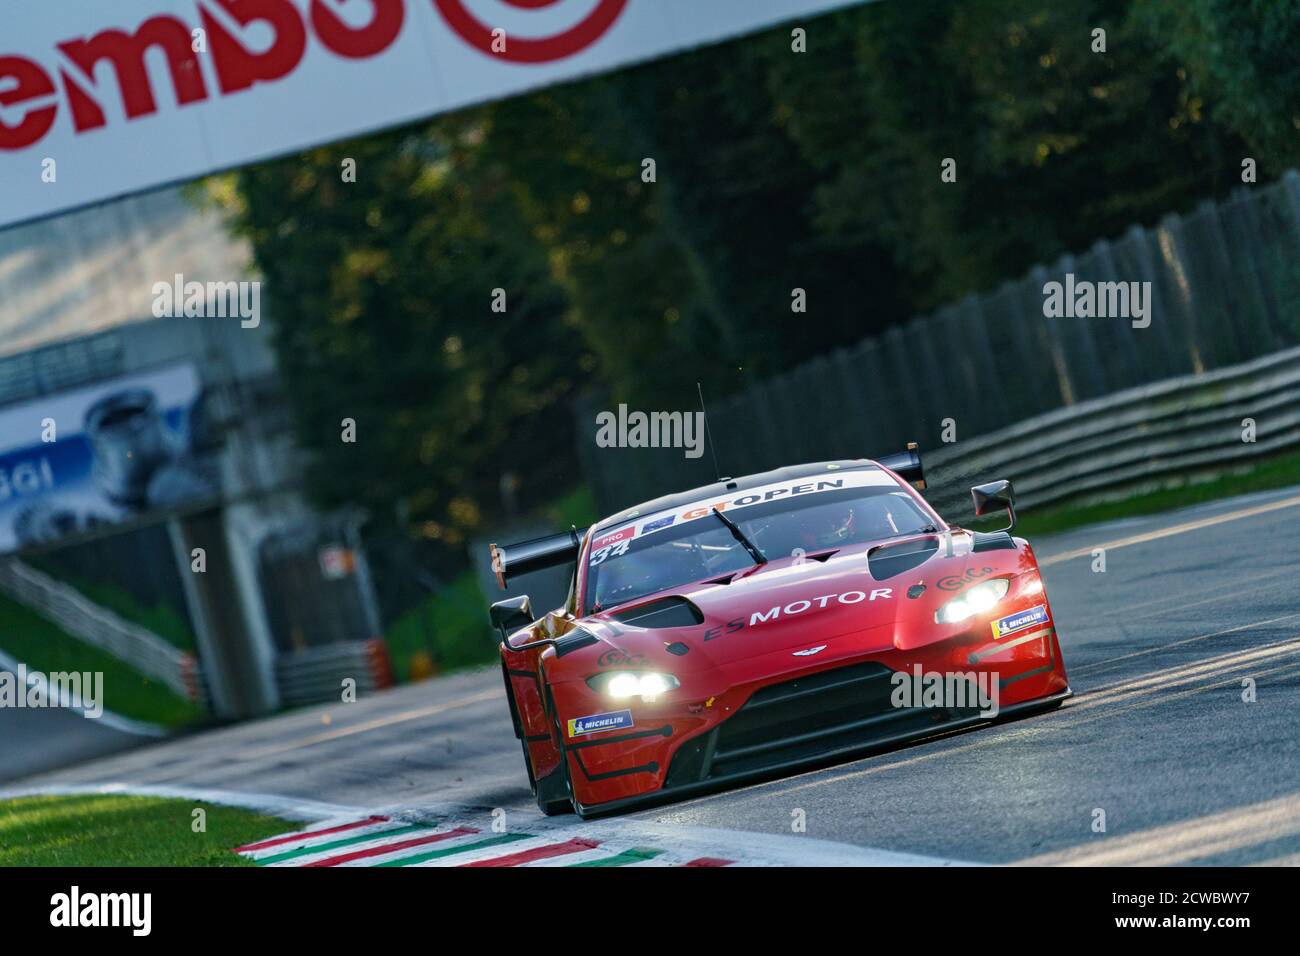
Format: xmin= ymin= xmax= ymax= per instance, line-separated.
xmin=0 ymin=782 xmax=355 ymax=821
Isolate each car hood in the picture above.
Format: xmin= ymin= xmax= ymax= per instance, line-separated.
xmin=563 ymin=533 xmax=1036 ymax=676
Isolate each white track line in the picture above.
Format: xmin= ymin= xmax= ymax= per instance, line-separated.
xmin=331 ymin=830 xmax=488 ymax=867
xmin=248 ymin=822 xmax=425 ymax=864
xmin=1040 ymin=492 xmax=1300 ymax=567
xmin=0 ymin=782 xmax=358 ymax=821
xmin=522 ymin=846 xmax=617 ymax=867
xmin=409 ymin=833 xmax=575 ymax=867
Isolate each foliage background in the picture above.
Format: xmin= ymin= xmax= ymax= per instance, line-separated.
xmin=203 ymin=0 xmax=1299 ymax=599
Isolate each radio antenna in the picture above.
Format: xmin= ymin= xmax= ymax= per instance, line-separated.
xmin=697 ymin=381 xmax=722 ymax=481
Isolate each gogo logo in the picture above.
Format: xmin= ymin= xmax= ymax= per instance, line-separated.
xmin=936 ymin=566 xmax=995 ymax=591
xmin=433 ymin=0 xmax=629 ymax=63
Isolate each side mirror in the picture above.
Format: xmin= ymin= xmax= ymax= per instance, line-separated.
xmin=971 ymin=479 xmax=1016 ymax=532
xmin=490 ymin=595 xmax=534 ymax=641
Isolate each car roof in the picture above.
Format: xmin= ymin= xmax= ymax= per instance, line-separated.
xmin=589 ymin=459 xmax=888 ymax=533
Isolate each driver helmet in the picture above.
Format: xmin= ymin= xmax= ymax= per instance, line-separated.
xmin=800 ymin=506 xmax=858 ymax=549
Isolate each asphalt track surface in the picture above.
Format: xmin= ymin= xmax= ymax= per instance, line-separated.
xmin=0 ymin=674 xmax=141 ymax=784
xmin=7 ymin=486 xmax=1300 ymax=865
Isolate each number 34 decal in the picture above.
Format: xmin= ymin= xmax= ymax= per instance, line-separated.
xmin=589 ymin=540 xmax=631 ymax=565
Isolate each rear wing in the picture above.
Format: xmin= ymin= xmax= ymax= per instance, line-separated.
xmin=876 ymin=442 xmax=925 ymax=489
xmin=489 ymin=526 xmax=588 ymax=590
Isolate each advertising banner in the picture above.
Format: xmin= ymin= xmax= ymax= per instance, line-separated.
xmin=0 ymin=364 xmax=218 ymax=554
xmin=0 ymin=0 xmax=870 ymax=229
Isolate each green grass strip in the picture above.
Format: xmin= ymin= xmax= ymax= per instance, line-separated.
xmin=0 ymin=794 xmax=291 ymax=866
xmin=22 ymin=559 xmax=197 ymax=653
xmin=568 ymin=846 xmax=663 ymax=867
xmin=253 ymin=822 xmax=431 ymax=864
xmin=0 ymin=591 xmax=201 ymax=727
xmin=383 ymin=570 xmax=496 ymax=682
xmin=375 ymin=831 xmax=532 ymax=866
xmin=1008 ymin=446 xmax=1300 ymax=540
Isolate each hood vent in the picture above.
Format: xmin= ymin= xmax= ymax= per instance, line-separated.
xmin=610 ymin=596 xmax=704 ymax=629
xmin=971 ymin=531 xmax=1017 ymax=552
xmin=554 ymin=629 xmax=599 ymax=657
xmin=868 ymin=538 xmax=939 ymax=580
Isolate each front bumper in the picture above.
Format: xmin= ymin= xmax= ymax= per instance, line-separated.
xmin=554 ymin=625 xmax=1070 ymax=817
xmin=586 ymin=687 xmax=1073 ymax=819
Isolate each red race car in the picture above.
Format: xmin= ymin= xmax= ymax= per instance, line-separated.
xmin=489 ymin=446 xmax=1071 ymax=818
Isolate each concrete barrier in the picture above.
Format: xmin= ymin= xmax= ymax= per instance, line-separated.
xmin=275 ymin=639 xmax=393 ymax=707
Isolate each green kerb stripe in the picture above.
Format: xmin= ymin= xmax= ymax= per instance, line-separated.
xmin=376 ymin=832 xmax=533 ymax=866
xmin=255 ymin=823 xmax=432 ymax=864
xmin=568 ymin=847 xmax=663 ymax=867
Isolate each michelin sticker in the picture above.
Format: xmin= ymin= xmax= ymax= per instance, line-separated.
xmin=991 ymin=605 xmax=1049 ymax=639
xmin=568 ymin=709 xmax=634 ymax=737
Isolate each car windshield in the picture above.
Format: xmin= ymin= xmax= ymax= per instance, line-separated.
xmin=584 ymin=484 xmax=935 ymax=613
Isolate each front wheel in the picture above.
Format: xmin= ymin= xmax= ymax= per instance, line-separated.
xmin=534 ymin=758 xmax=572 ymax=816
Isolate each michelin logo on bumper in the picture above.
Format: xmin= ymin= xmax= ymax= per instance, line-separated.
xmin=991 ymin=605 xmax=1049 ymax=639
xmin=568 ymin=709 xmax=634 ymax=737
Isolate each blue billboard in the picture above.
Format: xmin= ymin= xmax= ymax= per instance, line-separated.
xmin=0 ymin=364 xmax=219 ymax=554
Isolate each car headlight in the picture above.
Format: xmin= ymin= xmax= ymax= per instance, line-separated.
xmin=935 ymin=578 xmax=1010 ymax=624
xmin=586 ymin=671 xmax=680 ymax=702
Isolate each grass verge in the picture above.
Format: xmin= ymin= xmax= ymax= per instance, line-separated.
xmin=384 ymin=569 xmax=497 ymax=681
xmin=1002 ymin=447 xmax=1300 ymax=540
xmin=383 ymin=487 xmax=601 ymax=683
xmin=0 ymin=592 xmax=203 ymax=728
xmin=36 ymin=570 xmax=195 ymax=652
xmin=0 ymin=794 xmax=294 ymax=866
xmin=544 ymin=485 xmax=600 ymax=529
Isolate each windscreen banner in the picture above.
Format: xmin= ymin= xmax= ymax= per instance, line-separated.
xmin=0 ymin=364 xmax=218 ymax=554
xmin=0 ymin=0 xmax=872 ymax=229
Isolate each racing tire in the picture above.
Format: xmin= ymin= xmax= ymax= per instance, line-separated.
xmin=534 ymin=766 xmax=573 ymax=817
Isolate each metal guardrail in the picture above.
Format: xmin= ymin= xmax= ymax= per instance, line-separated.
xmin=578 ymin=170 xmax=1300 ymax=516
xmin=0 ymin=559 xmax=205 ymax=704
xmin=275 ymin=638 xmax=394 ymax=707
xmin=922 ymin=345 xmax=1300 ymax=520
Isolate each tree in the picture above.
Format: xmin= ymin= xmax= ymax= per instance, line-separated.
xmin=205 ymin=0 xmax=1284 ymax=556
xmin=763 ymin=0 xmax=1247 ymax=310
xmin=206 ymin=116 xmax=582 ymax=546
xmin=1134 ymin=0 xmax=1300 ymax=171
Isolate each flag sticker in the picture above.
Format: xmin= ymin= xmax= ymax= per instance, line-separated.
xmin=642 ymin=514 xmax=675 ymax=534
